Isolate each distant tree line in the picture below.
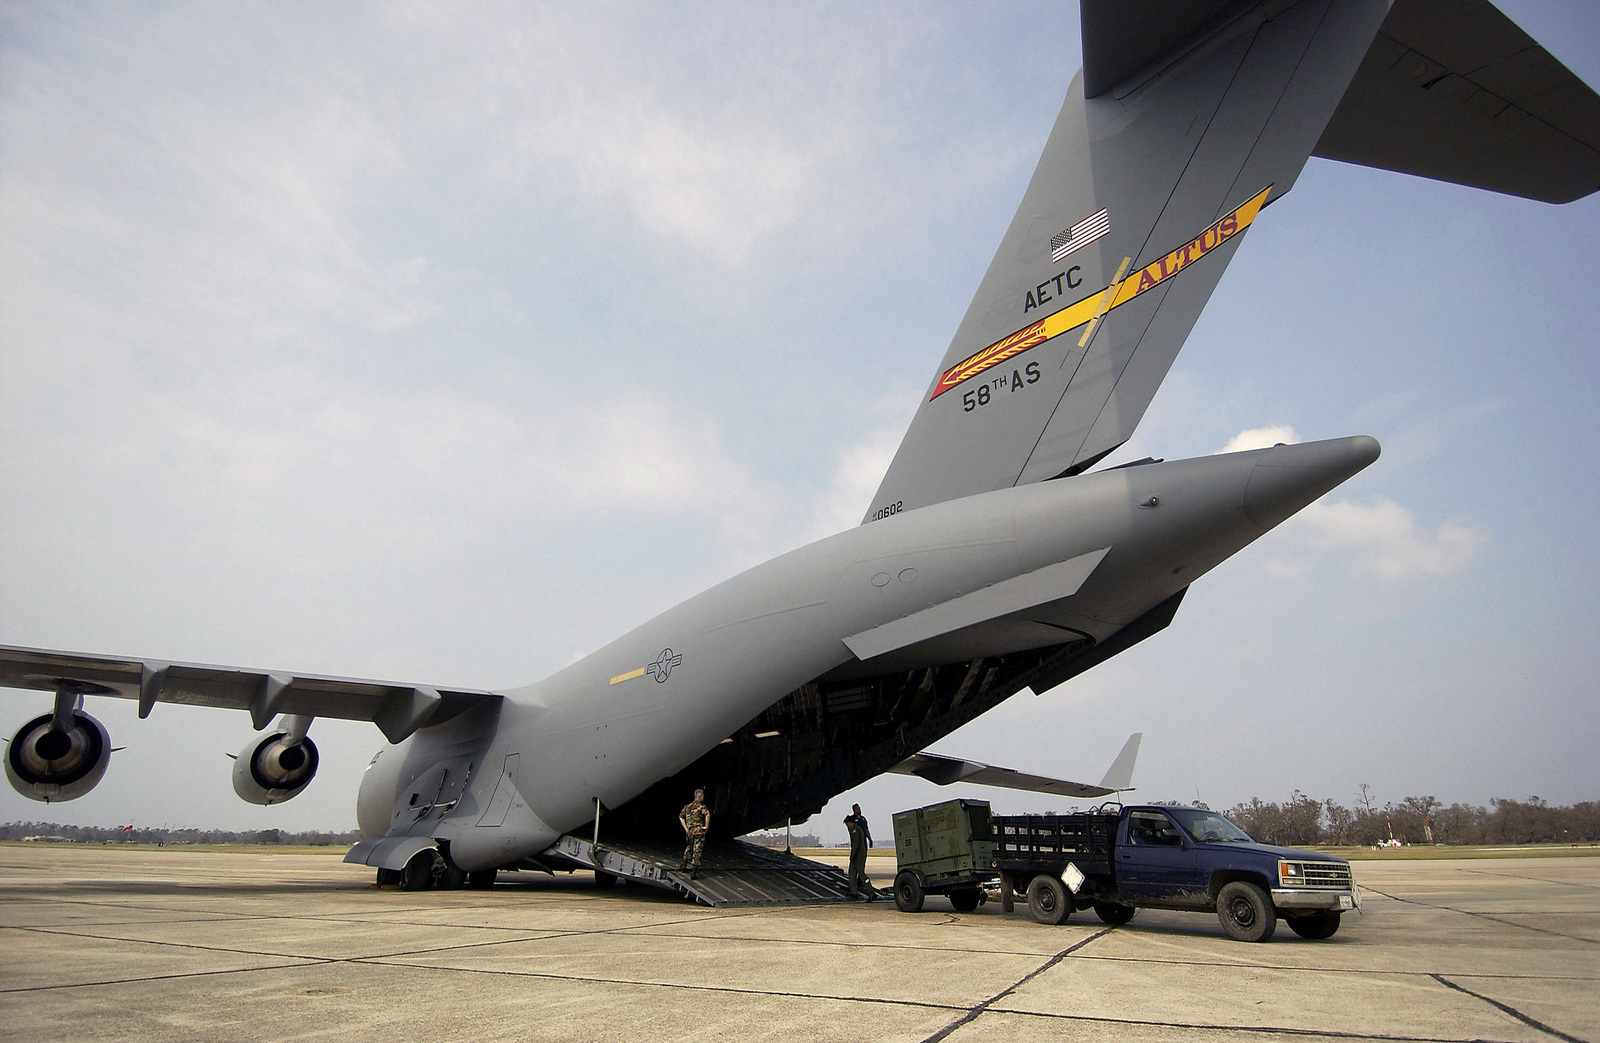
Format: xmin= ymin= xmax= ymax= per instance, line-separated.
xmin=743 ymin=832 xmax=821 ymax=849
xmin=1214 ymin=790 xmax=1600 ymax=847
xmin=0 ymin=822 xmax=362 ymax=846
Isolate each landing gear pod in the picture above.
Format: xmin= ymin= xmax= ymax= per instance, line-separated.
xmin=233 ymin=715 xmax=319 ymax=805
xmin=5 ymin=709 xmax=112 ymax=802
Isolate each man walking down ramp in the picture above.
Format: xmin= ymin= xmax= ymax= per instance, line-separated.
xmin=845 ymin=803 xmax=876 ymax=900
xmin=679 ymin=788 xmax=709 ymax=879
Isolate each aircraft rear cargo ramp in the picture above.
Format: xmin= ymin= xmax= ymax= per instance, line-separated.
xmin=548 ymin=834 xmax=852 ymax=907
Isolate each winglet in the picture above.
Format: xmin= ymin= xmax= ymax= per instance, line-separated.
xmin=1098 ymin=732 xmax=1142 ymax=792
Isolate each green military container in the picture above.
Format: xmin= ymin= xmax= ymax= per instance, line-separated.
xmin=891 ymin=799 xmax=996 ymax=912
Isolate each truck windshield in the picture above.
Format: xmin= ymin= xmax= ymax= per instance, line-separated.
xmin=1167 ymin=808 xmax=1254 ymax=843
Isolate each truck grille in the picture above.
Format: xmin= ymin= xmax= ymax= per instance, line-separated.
xmin=1282 ymin=860 xmax=1353 ymax=889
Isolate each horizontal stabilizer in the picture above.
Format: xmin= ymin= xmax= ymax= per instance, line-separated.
xmin=0 ymin=644 xmax=500 ymax=743
xmin=1314 ymin=0 xmax=1600 ymax=203
xmin=890 ymin=733 xmax=1142 ymax=800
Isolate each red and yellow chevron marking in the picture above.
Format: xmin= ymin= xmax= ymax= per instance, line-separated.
xmin=930 ymin=185 xmax=1272 ymax=400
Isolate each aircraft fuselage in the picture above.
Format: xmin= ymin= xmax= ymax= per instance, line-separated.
xmin=360 ymin=436 xmax=1378 ymax=871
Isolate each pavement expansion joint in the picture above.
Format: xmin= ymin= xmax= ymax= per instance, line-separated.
xmin=919 ymin=927 xmax=1115 ymax=1043
xmin=1430 ymin=974 xmax=1591 ymax=1043
xmin=973 ymin=1008 xmax=1541 ymax=1043
xmin=0 ymin=961 xmax=334 ymax=996
xmin=341 ymin=956 xmax=970 ymax=1014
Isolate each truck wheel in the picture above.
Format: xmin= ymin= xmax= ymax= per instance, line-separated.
xmin=949 ymin=887 xmax=981 ymax=912
xmin=1094 ymin=902 xmax=1136 ymax=926
xmin=399 ymin=850 xmax=439 ymax=892
xmin=1216 ymin=881 xmax=1276 ymax=941
xmin=1027 ymin=876 xmax=1071 ymax=925
xmin=893 ymin=870 xmax=925 ymax=913
xmin=1288 ymin=911 xmax=1340 ymax=939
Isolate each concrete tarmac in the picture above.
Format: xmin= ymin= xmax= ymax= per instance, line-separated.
xmin=0 ymin=846 xmax=1595 ymax=1042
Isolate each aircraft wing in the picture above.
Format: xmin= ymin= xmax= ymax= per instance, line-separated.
xmin=0 ymin=644 xmax=498 ymax=743
xmin=890 ymin=732 xmax=1142 ymax=800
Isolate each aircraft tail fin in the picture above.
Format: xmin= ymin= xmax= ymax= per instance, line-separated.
xmin=1313 ymin=0 xmax=1600 ymax=204
xmin=865 ymin=0 xmax=1394 ymax=521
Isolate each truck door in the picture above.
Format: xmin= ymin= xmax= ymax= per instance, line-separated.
xmin=1116 ymin=809 xmax=1206 ymax=905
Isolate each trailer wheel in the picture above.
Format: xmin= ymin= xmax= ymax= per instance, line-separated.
xmin=1027 ymin=876 xmax=1071 ymax=925
xmin=893 ymin=870 xmax=925 ymax=912
xmin=949 ymin=887 xmax=981 ymax=912
xmin=1287 ymin=911 xmax=1340 ymax=939
xmin=1094 ymin=901 xmax=1135 ymax=926
xmin=1216 ymin=881 xmax=1276 ymax=941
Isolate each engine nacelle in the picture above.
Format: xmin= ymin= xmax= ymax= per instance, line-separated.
xmin=6 ymin=710 xmax=112 ymax=802
xmin=232 ymin=727 xmax=319 ymax=805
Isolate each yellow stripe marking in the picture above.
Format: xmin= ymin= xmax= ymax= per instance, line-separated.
xmin=609 ymin=667 xmax=646 ymax=685
xmin=931 ymin=185 xmax=1272 ymax=399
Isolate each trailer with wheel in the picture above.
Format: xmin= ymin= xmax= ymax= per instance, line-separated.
xmin=890 ymin=798 xmax=996 ymax=912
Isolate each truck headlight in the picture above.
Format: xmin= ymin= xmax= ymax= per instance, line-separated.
xmin=1278 ymin=860 xmax=1302 ymax=883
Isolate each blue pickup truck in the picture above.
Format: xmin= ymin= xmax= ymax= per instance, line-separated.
xmin=892 ymin=800 xmax=1358 ymax=941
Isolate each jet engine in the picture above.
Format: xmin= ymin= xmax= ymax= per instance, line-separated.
xmin=5 ymin=707 xmax=112 ymax=802
xmin=232 ymin=715 xmax=319 ymax=805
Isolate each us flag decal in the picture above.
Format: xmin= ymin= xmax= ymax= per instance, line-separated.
xmin=1050 ymin=207 xmax=1110 ymax=262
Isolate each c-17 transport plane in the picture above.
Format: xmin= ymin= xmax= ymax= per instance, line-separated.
xmin=4 ymin=0 xmax=1598 ymax=894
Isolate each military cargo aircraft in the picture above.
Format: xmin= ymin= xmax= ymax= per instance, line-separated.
xmin=4 ymin=0 xmax=1597 ymax=888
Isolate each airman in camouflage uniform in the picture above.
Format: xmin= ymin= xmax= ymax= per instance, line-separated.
xmin=679 ymin=788 xmax=710 ymax=878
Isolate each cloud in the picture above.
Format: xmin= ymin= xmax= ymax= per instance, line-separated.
xmin=1217 ymin=425 xmax=1299 ymax=454
xmin=1286 ymin=497 xmax=1486 ymax=581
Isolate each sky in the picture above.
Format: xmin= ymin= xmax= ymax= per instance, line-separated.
xmin=2 ymin=2 xmax=1597 ymax=844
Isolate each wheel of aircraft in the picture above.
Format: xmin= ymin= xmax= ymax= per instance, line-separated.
xmin=438 ymin=861 xmax=468 ymax=890
xmin=399 ymin=850 xmax=438 ymax=892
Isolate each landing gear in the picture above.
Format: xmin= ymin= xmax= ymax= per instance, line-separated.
xmin=399 ymin=850 xmax=439 ymax=891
